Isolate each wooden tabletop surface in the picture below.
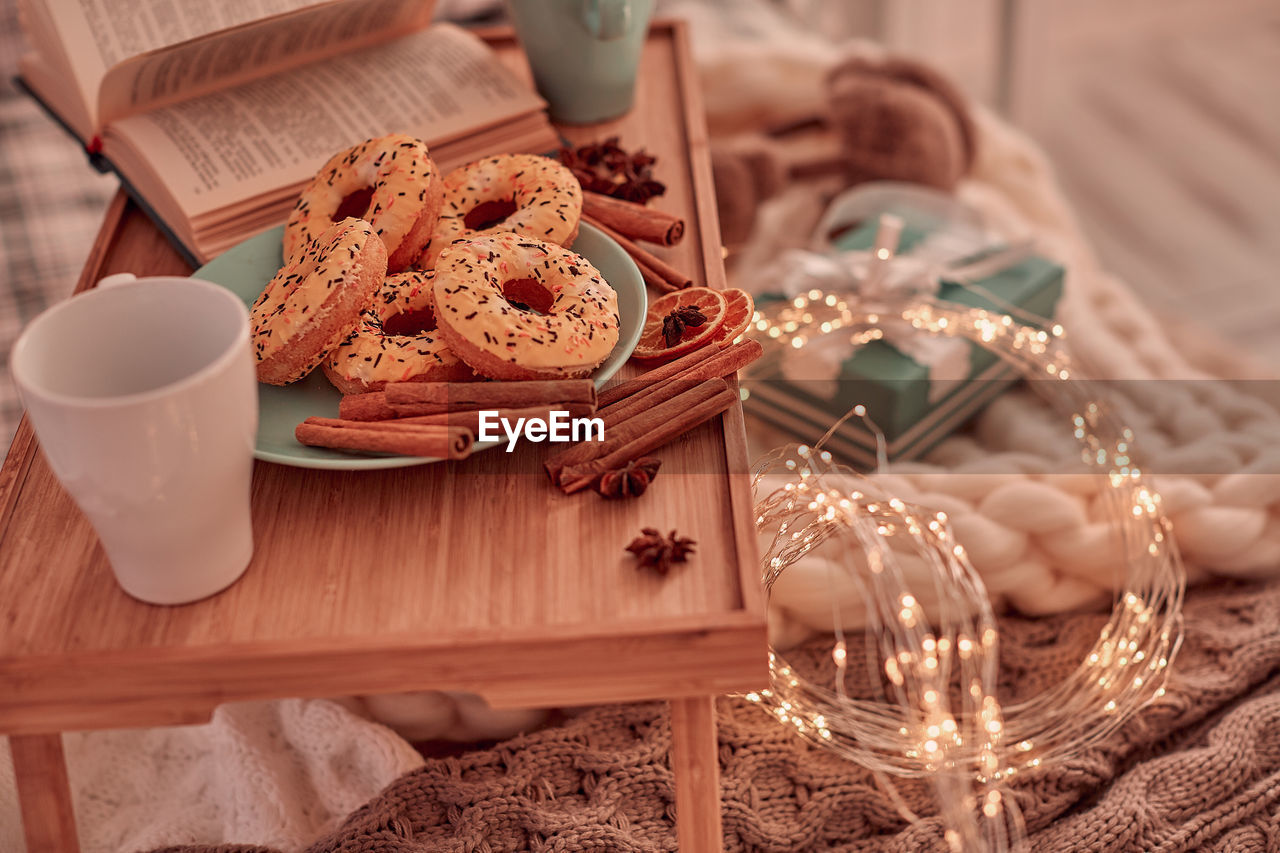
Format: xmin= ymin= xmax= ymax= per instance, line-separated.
xmin=0 ymin=22 xmax=767 ymax=736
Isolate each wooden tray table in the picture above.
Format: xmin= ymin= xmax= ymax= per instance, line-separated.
xmin=0 ymin=21 xmax=767 ymax=853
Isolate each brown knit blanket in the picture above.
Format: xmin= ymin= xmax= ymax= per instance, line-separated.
xmin=155 ymin=581 xmax=1280 ymax=853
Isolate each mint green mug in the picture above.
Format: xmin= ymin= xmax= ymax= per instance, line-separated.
xmin=507 ymin=0 xmax=655 ymax=124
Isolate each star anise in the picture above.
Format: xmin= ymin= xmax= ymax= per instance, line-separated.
xmin=558 ymin=137 xmax=667 ymax=204
xmin=625 ymin=528 xmax=696 ymax=576
xmin=662 ymin=305 xmax=707 ymax=348
xmin=595 ymin=457 xmax=661 ymax=499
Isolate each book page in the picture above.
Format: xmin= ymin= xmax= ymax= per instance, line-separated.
xmin=48 ymin=0 xmax=326 ymax=72
xmin=97 ymin=0 xmax=435 ymax=124
xmin=18 ymin=0 xmax=104 ymax=131
xmin=108 ymin=25 xmax=547 ymax=217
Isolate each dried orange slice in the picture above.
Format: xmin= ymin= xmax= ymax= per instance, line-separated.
xmin=631 ymin=287 xmax=727 ymax=363
xmin=710 ymin=288 xmax=755 ymax=348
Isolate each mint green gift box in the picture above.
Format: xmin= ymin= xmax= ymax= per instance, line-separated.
xmin=745 ymin=221 xmax=1064 ymax=467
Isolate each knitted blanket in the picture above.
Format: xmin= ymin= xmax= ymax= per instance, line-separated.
xmin=151 ymin=580 xmax=1280 ymax=853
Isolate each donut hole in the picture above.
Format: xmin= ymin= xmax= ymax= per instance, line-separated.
xmin=333 ymin=186 xmax=376 ymax=222
xmin=464 ymin=199 xmax=518 ymax=231
xmin=382 ymin=306 xmax=438 ymax=336
xmin=502 ymin=277 xmax=554 ymax=315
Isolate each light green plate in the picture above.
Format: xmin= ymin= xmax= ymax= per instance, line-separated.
xmin=194 ymin=224 xmax=646 ymax=469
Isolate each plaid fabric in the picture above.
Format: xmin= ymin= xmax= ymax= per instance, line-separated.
xmin=0 ymin=0 xmax=117 ymax=449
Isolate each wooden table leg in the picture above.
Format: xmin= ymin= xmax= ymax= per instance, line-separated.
xmin=10 ymin=733 xmax=80 ymax=853
xmin=669 ymin=695 xmax=722 ymax=852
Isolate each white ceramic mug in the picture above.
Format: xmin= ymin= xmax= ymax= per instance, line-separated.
xmin=10 ymin=274 xmax=257 ymax=605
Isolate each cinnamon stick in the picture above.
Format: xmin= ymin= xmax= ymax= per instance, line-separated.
xmin=385 ymin=379 xmax=595 ymax=410
xmin=582 ymin=191 xmax=685 ymax=247
xmin=341 ymin=403 xmax=597 ymax=434
xmin=583 ymin=214 xmax=692 ymax=292
xmin=545 ymin=377 xmax=729 ymax=485
xmin=596 ymin=345 xmax=718 ymax=407
xmin=557 ymin=384 xmax=739 ymax=494
xmin=597 ymin=339 xmax=762 ymax=422
xmin=295 ymin=421 xmax=474 ymax=459
xmin=636 ymin=258 xmax=681 ymax=294
xmin=341 ymin=380 xmax=596 ymax=421
xmin=339 ymin=391 xmax=397 ymax=421
xmin=302 ymin=416 xmax=451 ymax=432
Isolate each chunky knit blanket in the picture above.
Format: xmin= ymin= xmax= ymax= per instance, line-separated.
xmin=149 ymin=580 xmax=1280 ymax=853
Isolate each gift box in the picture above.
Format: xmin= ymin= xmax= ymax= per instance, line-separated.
xmin=743 ymin=200 xmax=1064 ymax=469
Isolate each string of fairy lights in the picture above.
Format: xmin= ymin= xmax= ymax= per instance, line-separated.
xmin=744 ymin=244 xmax=1186 ymax=851
xmin=752 ymin=441 xmax=1019 ymax=850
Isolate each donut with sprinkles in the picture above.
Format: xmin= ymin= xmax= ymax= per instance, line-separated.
xmin=432 ymin=231 xmax=619 ymax=380
xmin=284 ymin=134 xmax=444 ymax=273
xmin=251 ymin=217 xmax=387 ymax=385
xmin=322 ymin=270 xmax=477 ymax=395
xmin=416 ymin=154 xmax=582 ymax=270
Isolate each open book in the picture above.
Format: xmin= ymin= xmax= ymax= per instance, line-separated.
xmin=16 ymin=0 xmax=561 ymax=265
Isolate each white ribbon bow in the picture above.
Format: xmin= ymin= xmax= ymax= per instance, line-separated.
xmin=775 ymin=213 xmax=1031 ymax=403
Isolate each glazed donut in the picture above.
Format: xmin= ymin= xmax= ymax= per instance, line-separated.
xmin=432 ymin=232 xmax=619 ymax=380
xmin=285 ymin=134 xmax=444 ymax=273
xmin=252 ymin=217 xmax=387 ymax=386
xmin=417 ymin=153 xmax=582 ymax=269
xmin=322 ymin=270 xmax=476 ymax=394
